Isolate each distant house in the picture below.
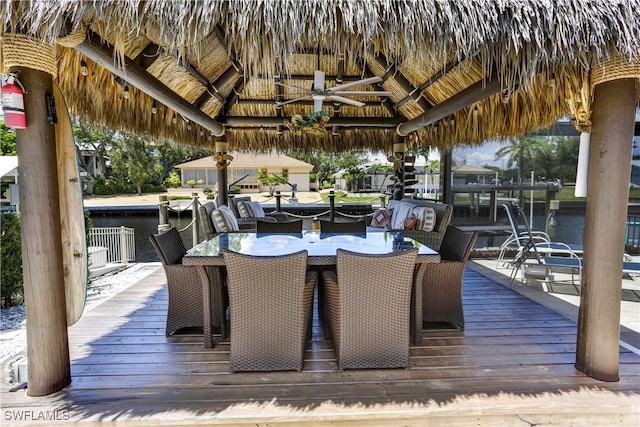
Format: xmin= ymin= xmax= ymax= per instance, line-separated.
xmin=452 ymin=164 xmax=497 ymax=185
xmin=175 ymin=151 xmax=314 ymax=193
xmin=77 ymin=143 xmax=107 ymax=177
xmin=0 ymin=156 xmax=18 ymax=205
xmin=333 ymin=158 xmax=437 ymax=195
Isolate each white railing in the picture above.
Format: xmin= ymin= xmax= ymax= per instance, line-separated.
xmin=88 ymin=226 xmax=136 ymax=263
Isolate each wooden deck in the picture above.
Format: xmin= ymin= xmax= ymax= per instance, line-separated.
xmin=2 ymin=265 xmax=639 ymax=426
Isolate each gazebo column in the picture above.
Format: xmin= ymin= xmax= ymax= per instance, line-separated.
xmin=15 ymin=66 xmax=71 ymax=395
xmin=215 ymin=138 xmax=229 ymax=207
xmin=576 ymin=74 xmax=638 ymax=381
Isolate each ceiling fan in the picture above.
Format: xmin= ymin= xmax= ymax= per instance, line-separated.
xmin=275 ymin=70 xmax=392 ymax=112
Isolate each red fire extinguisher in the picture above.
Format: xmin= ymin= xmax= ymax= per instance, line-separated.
xmin=1 ymin=73 xmax=27 ymax=129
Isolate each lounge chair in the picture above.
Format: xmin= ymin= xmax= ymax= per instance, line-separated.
xmin=499 ymin=203 xmax=587 ymax=284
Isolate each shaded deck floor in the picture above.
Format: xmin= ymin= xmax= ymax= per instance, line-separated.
xmin=2 ymin=265 xmax=639 ymax=426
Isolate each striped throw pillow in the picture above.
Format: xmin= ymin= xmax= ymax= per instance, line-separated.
xmin=211 ymin=205 xmax=239 ymax=232
xmin=412 ymin=206 xmax=437 ymax=232
xmin=236 ymin=201 xmax=253 ymax=218
xmin=237 ymin=200 xmax=266 ymax=218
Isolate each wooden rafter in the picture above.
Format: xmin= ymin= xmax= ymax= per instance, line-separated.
xmin=396 ymin=57 xmax=462 ymax=108
xmin=220 ymin=116 xmax=402 ymax=128
xmin=371 ymin=54 xmax=432 ymax=112
xmin=396 ymin=78 xmax=501 ymax=135
xmin=74 ymin=32 xmax=225 ymax=135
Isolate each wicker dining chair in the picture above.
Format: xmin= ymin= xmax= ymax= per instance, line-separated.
xmin=420 ymin=225 xmax=478 ymax=330
xmin=256 ymin=219 xmax=303 ymax=234
xmin=149 ymin=228 xmax=227 ymax=342
xmin=319 ymin=219 xmax=367 ymax=234
xmin=322 ymin=248 xmax=418 ymax=369
xmin=223 ymin=250 xmax=316 ymax=372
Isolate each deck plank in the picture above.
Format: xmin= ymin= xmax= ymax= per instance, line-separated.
xmin=2 ymin=266 xmax=639 ymax=426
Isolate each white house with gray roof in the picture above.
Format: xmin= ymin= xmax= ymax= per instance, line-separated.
xmin=175 ymin=151 xmax=314 ymax=193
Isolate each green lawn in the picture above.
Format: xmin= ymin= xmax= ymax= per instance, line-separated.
xmin=320 ymin=191 xmax=382 ymax=203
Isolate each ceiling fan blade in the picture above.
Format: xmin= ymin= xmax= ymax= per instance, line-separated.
xmin=275 ymin=96 xmax=312 ymax=106
xmin=332 ymin=90 xmax=393 ymax=96
xmin=313 ymin=70 xmax=325 ymax=91
xmin=326 ymin=95 xmax=366 ymax=108
xmin=275 ymin=81 xmax=312 ymax=93
xmin=314 ymin=98 xmax=324 ymax=112
xmin=328 ymin=76 xmax=383 ymax=92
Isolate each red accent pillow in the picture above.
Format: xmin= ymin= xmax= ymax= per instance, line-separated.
xmin=370 ymin=209 xmax=392 ymax=228
xmin=403 ymin=213 xmax=418 ymax=230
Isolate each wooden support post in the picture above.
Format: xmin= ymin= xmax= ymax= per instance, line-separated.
xmin=441 ymin=150 xmax=453 ymax=204
xmin=576 ymin=78 xmax=637 ymax=381
xmin=158 ymin=195 xmax=170 ymax=232
xmin=192 ymin=192 xmax=200 ymax=247
xmin=215 ymin=140 xmax=228 ymax=207
xmin=275 ymin=191 xmax=282 ymax=212
xmin=15 ymin=67 xmax=70 ymax=395
xmin=329 ymin=190 xmax=335 ymax=222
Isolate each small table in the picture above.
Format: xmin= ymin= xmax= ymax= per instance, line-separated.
xmin=184 ymin=231 xmax=440 ymax=347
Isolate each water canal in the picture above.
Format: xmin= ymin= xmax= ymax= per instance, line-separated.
xmin=91 ymin=211 xmax=587 ymax=262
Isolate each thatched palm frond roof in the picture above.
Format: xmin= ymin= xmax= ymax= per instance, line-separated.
xmin=2 ymin=1 xmax=639 ymax=153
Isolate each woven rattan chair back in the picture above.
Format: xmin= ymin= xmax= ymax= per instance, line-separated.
xmin=199 ymin=202 xmax=217 ymax=240
xmin=439 ymin=225 xmax=477 ymax=262
xmin=223 ymin=250 xmax=316 ymax=372
xmin=256 ymin=219 xmax=303 ymax=234
xmin=149 ymin=228 xmax=227 ymax=342
xmin=149 ymin=227 xmax=186 ymax=265
xmin=319 ymin=219 xmax=366 ymax=234
xmin=323 ymin=248 xmax=418 ymax=369
xmin=419 ymin=226 xmax=478 ymax=331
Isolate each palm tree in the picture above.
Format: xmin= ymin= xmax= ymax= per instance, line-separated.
xmin=495 ymin=136 xmax=551 ymax=203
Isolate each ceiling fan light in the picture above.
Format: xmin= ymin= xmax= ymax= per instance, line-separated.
xmin=80 ymin=60 xmax=88 ymax=76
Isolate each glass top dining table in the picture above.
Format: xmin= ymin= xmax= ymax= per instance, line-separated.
xmin=183 ymin=231 xmax=440 ymax=266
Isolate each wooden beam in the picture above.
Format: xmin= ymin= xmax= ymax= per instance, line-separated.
xmin=132 ymin=42 xmax=163 ymax=70
xmin=396 ymin=58 xmax=461 ymax=108
xmin=182 ymin=61 xmax=225 ymax=104
xmin=256 ymin=74 xmax=373 ymax=82
xmin=371 ymin=54 xmax=431 ymax=111
xmin=396 ymin=78 xmax=502 ymax=136
xmin=214 ymin=26 xmax=243 ymax=72
xmin=193 ymin=65 xmax=239 ymax=108
xmin=222 ymin=78 xmax=246 ymax=116
xmin=15 ymin=67 xmax=71 ymax=396
xmin=360 ymin=58 xmax=402 ymax=119
xmin=220 ymin=116 xmax=403 ymax=128
xmin=577 ymin=78 xmax=637 ymax=381
xmin=336 ymin=55 xmax=345 ymax=84
xmin=275 ymin=74 xmax=284 ymax=117
xmin=233 ymin=99 xmax=386 ymax=107
xmin=74 ymin=34 xmax=225 ymax=136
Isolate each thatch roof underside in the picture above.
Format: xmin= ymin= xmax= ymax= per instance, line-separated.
xmin=2 ymin=1 xmax=640 ymax=154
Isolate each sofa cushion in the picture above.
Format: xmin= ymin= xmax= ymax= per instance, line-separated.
xmin=412 ymin=206 xmax=437 ymax=232
xmin=370 ymin=209 xmax=393 ymax=228
xmin=403 ymin=214 xmax=418 ymax=230
xmin=390 ymin=201 xmax=416 ymax=229
xmin=229 ymin=196 xmax=252 ymax=218
xmin=211 ymin=205 xmax=239 ymax=232
xmin=237 ymin=200 xmax=266 ymax=218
